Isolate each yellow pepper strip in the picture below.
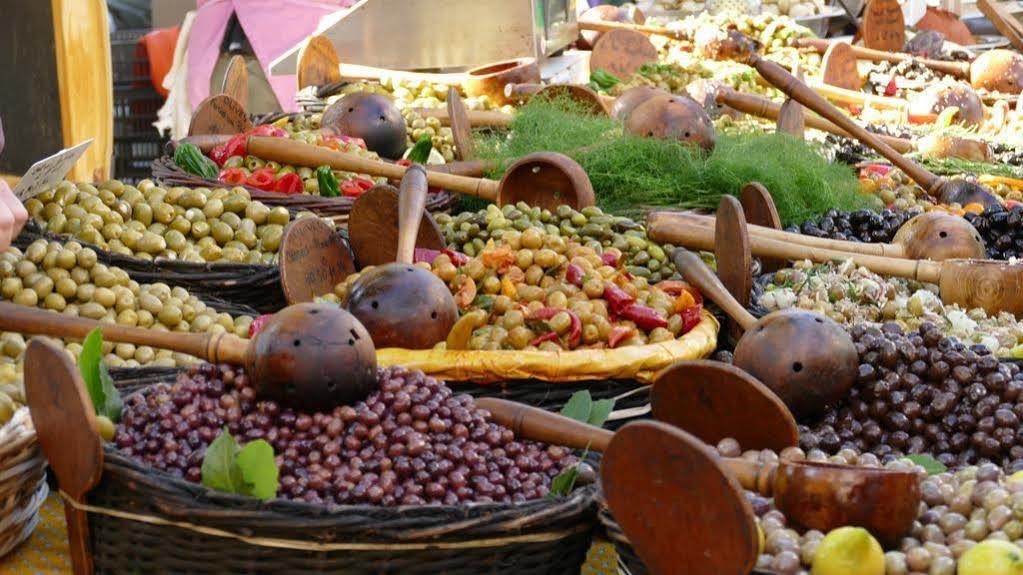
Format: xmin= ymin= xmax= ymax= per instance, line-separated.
xmin=978 ymin=175 xmax=1023 ymax=191
xmin=445 ymin=310 xmax=489 ymax=350
xmin=500 ymin=276 xmax=517 ymax=298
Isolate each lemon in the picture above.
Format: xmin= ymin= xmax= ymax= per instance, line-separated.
xmin=811 ymin=527 xmax=884 ymax=575
xmin=958 ymin=540 xmax=1023 ymax=575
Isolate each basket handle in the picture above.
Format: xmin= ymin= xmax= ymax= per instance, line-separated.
xmin=24 ymin=338 xmax=103 ymax=575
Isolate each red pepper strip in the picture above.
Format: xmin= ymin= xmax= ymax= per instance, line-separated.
xmin=341 ymin=179 xmax=366 ymax=197
xmin=250 ymin=125 xmax=287 ymax=138
xmin=907 ymin=113 xmax=938 ymax=125
xmin=249 ymin=314 xmax=274 ymax=337
xmin=680 ymin=305 xmax=703 ymax=335
xmin=210 ymin=133 xmax=248 ymax=167
xmin=414 ymin=248 xmax=442 ymax=264
xmin=601 ymin=252 xmax=619 ymax=268
xmin=529 ymin=307 xmax=582 ymax=348
xmin=619 ymin=304 xmax=668 ymax=331
xmin=218 ymin=168 xmax=247 ymax=186
xmin=883 ymin=78 xmax=898 ymax=97
xmin=565 ymin=263 xmax=585 ymax=288
xmin=529 ymin=331 xmax=560 ymax=347
xmin=859 ymin=164 xmax=892 ymax=178
xmin=444 ymin=249 xmax=471 ymax=266
xmin=244 ymin=168 xmax=276 ymax=191
xmin=603 ymin=283 xmax=635 ymax=315
xmin=608 ymin=326 xmax=635 ymax=348
xmin=273 ymin=173 xmax=304 ymax=195
xmin=355 ymin=178 xmax=375 ymax=191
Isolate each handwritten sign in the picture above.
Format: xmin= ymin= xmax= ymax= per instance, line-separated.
xmin=348 ymin=185 xmax=446 ymax=268
xmin=821 ymin=42 xmax=864 ymax=91
xmin=862 ymin=0 xmax=906 ymax=52
xmin=297 ymin=35 xmax=342 ymax=89
xmin=589 ymin=29 xmax=658 ymax=80
xmin=187 ymin=94 xmax=252 ymax=137
xmin=14 ymin=139 xmax=93 ymax=201
xmin=279 ymin=218 xmax=355 ymax=305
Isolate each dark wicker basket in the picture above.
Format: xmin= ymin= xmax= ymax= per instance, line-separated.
xmin=15 ymin=221 xmax=283 ymax=315
xmin=294 ymin=82 xmax=351 ymax=114
xmin=81 ymin=370 xmax=597 ymax=574
xmin=151 ymin=155 xmax=460 ymax=225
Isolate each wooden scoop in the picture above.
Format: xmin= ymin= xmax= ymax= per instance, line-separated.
xmin=675 ymin=209 xmax=987 ymax=261
xmin=342 ymin=166 xmax=458 ymax=350
xmin=777 ymin=64 xmax=806 ymax=138
xmin=24 ymin=337 xmax=102 ymax=575
xmin=0 ymin=301 xmax=378 ymax=411
xmin=798 ymin=37 xmax=972 ymax=78
xmin=244 ymin=135 xmax=596 ymax=210
xmin=479 ymin=397 xmax=920 ymax=545
xmin=670 ymin=248 xmax=859 ymax=421
xmin=221 ymin=54 xmax=249 ymax=111
xmin=504 ymin=83 xmax=612 ymax=116
xmin=738 ymin=42 xmax=1001 ymax=208
xmin=651 ymin=216 xmax=1023 ymax=315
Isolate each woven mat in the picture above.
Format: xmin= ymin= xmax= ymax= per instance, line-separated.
xmin=0 ymin=493 xmax=616 ymax=575
xmin=0 ymin=493 xmax=70 ymax=574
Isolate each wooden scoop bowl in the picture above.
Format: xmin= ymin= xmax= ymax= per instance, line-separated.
xmin=504 ymin=83 xmax=612 ymax=116
xmin=728 ymin=35 xmax=1002 ymax=209
xmin=0 ymin=301 xmax=378 ymax=411
xmin=671 ymin=248 xmax=859 ymax=421
xmin=478 ymin=396 xmax=920 ymax=546
xmin=343 ymin=166 xmax=458 ymax=350
xmin=244 ymin=135 xmax=595 ymax=210
xmin=677 ymin=209 xmax=987 ymax=261
xmin=651 ymin=215 xmax=1023 ymax=315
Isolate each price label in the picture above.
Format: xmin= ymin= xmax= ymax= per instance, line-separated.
xmin=279 ymin=218 xmax=355 ymax=304
xmin=589 ymin=29 xmax=658 ymax=80
xmin=862 ymin=0 xmax=906 ymax=52
xmin=821 ymin=42 xmax=864 ymax=91
xmin=187 ymin=94 xmax=252 ymax=136
xmin=14 ymin=139 xmax=93 ymax=201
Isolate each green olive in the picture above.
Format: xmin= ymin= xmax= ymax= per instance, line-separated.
xmin=203 ymin=198 xmax=225 ymax=219
xmin=259 ymin=225 xmax=283 ymax=252
xmin=137 ymin=232 xmax=167 ymax=254
xmin=24 ymin=242 xmax=47 ymax=264
xmin=245 ymin=203 xmax=270 ymax=224
xmin=153 ymin=202 xmax=176 ymax=224
xmin=79 ymin=302 xmax=106 ymax=320
xmin=210 ymin=221 xmax=234 ymax=244
xmin=132 ymin=203 xmax=154 ymax=226
xmin=158 ymin=305 xmax=183 ymax=327
xmin=222 ymin=196 xmax=248 ymax=214
xmin=267 ymin=207 xmax=290 ymax=226
xmin=170 ymin=216 xmax=192 ymax=235
xmin=43 ymin=292 xmax=67 ymax=311
xmin=1 ymin=278 xmax=23 ymax=299
xmin=77 ymin=248 xmax=98 ymax=269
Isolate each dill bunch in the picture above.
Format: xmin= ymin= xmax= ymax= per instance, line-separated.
xmin=471 ymin=98 xmax=877 ymax=225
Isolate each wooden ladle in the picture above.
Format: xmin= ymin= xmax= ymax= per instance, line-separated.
xmin=478 ymin=396 xmax=920 ymax=545
xmin=243 ymin=135 xmax=596 ymax=210
xmin=342 ymin=165 xmax=459 ymax=350
xmin=675 ymin=210 xmax=987 ymax=261
xmin=0 ymin=301 xmax=379 ymax=411
xmin=731 ymin=34 xmax=1001 ymax=209
xmin=669 ymin=248 xmax=859 ymax=421
xmin=798 ymin=38 xmax=1023 ymax=95
xmin=650 ymin=216 xmax=1023 ymax=315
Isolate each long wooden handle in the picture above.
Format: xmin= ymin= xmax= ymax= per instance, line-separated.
xmin=810 ymin=82 xmax=910 ymax=111
xmin=429 ymin=159 xmax=496 ymax=177
xmin=719 ymin=458 xmax=778 ymax=496
xmin=577 ymin=19 xmax=687 ymax=40
xmin=475 ymin=397 xmax=614 ymax=452
xmin=0 ymin=302 xmax=247 ymax=364
xmin=716 ymin=89 xmax=915 ymax=154
xmin=750 ymin=55 xmax=942 ymax=193
xmin=505 ymin=83 xmax=543 ymax=99
xmin=678 ymin=212 xmax=904 ymax=257
xmin=796 ymin=38 xmax=971 ymax=77
xmin=668 ymin=247 xmax=758 ymax=331
xmin=412 ymin=107 xmax=514 ymax=128
xmin=397 ymin=165 xmax=428 ymax=264
xmin=247 ymin=136 xmax=500 ymax=201
xmin=338 ymin=63 xmax=465 ymax=86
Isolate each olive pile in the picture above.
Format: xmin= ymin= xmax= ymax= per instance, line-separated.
xmin=965 ymin=205 xmax=1023 ymax=260
xmin=436 ymin=203 xmax=678 ymax=282
xmin=0 ymin=359 xmax=24 ymax=426
xmin=115 ymin=363 xmax=580 ymax=505
xmin=219 ymin=151 xmax=383 ymax=196
xmin=1 ymin=239 xmax=252 ymax=367
xmin=786 ymin=208 xmax=919 ymax=244
xmin=799 ymin=322 xmax=1023 ymax=470
xmin=25 ymin=180 xmax=298 ymax=264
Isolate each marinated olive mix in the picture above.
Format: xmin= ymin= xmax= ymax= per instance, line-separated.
xmin=799 ymin=322 xmax=1023 ymax=471
xmin=1 ymin=240 xmax=252 ymax=367
xmin=115 ymin=363 xmax=580 ymax=505
xmin=25 ymin=180 xmax=302 ymax=264
xmin=436 ymin=203 xmax=678 ymax=283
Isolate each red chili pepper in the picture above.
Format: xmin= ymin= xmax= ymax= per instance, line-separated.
xmin=443 ymin=249 xmax=471 ymax=266
xmin=607 ymin=326 xmax=635 ymax=348
xmin=601 ymin=252 xmax=620 ymax=268
xmin=655 ymin=281 xmax=704 ymax=305
xmin=210 ymin=133 xmax=248 ymax=167
xmin=680 ymin=305 xmax=703 ymax=335
xmin=602 ymin=283 xmax=635 ymax=315
xmin=529 ymin=331 xmax=560 ymax=347
xmin=860 ymin=164 xmax=892 ymax=177
xmin=340 ymin=179 xmax=366 ymax=197
xmin=249 ymin=314 xmax=274 ymax=337
xmin=250 ymin=125 xmax=288 ymax=138
xmin=907 ymin=113 xmax=938 ymax=125
xmin=244 ymin=167 xmax=276 ymax=191
xmin=396 ymin=159 xmax=412 ymax=167
xmin=218 ymin=168 xmax=247 ymax=186
xmin=619 ymin=304 xmax=668 ymax=331
xmin=884 ymin=78 xmax=898 ymax=97
xmin=354 ymin=178 xmax=375 ymax=191
xmin=273 ymin=172 xmax=304 ymax=195
xmin=565 ymin=263 xmax=585 ymax=288
xmin=529 ymin=307 xmax=582 ymax=347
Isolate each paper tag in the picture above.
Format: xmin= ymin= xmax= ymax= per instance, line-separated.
xmin=13 ymin=140 xmax=93 ymax=201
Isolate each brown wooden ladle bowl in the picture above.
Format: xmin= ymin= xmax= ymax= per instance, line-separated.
xmin=477 ymin=394 xmax=920 ymax=546
xmin=671 ymin=248 xmax=859 ymax=421
xmin=0 ymin=301 xmax=378 ymax=411
xmin=678 ymin=210 xmax=987 ymax=261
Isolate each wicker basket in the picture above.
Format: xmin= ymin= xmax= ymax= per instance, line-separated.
xmin=151 ymin=155 xmax=461 ymax=225
xmin=70 ymin=371 xmax=599 ymax=574
xmin=14 ymin=221 xmax=281 ymax=315
xmin=0 ymin=408 xmax=49 ymax=558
